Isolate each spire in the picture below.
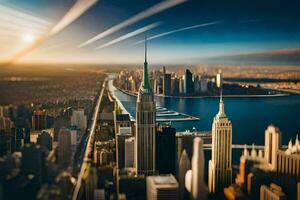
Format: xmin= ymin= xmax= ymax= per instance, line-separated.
xmin=141 ymin=36 xmax=151 ymax=91
xmin=145 ymin=36 xmax=147 ymax=63
xmin=217 ymin=86 xmax=225 ymax=117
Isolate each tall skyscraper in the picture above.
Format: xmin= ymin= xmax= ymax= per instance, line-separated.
xmin=57 ymin=128 xmax=71 ymax=168
xmin=216 ymin=71 xmax=223 ymax=88
xmin=264 ymin=125 xmax=281 ymax=170
xmin=179 ymin=149 xmax=190 ymax=200
xmin=184 ymin=69 xmax=193 ymax=95
xmin=125 ymin=137 xmax=135 ymax=168
xmin=156 ymin=125 xmax=176 ymax=175
xmin=21 ymin=143 xmax=46 ymax=183
xmin=37 ymin=131 xmax=53 ymax=152
xmin=171 ymin=77 xmax=179 ymax=96
xmin=191 ymin=137 xmax=207 ymax=200
xmin=163 ymin=73 xmax=171 ymax=96
xmin=135 ymin=37 xmax=156 ymax=175
xmin=208 ymin=92 xmax=232 ymax=194
xmin=32 ymin=110 xmax=47 ymax=130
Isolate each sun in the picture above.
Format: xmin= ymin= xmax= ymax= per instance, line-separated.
xmin=22 ymin=33 xmax=35 ymax=43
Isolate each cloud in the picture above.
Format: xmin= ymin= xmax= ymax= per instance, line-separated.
xmin=78 ymin=0 xmax=187 ymax=48
xmin=49 ymin=0 xmax=98 ymax=36
xmin=7 ymin=0 xmax=98 ymax=63
xmin=133 ymin=21 xmax=222 ymax=45
xmin=95 ymin=22 xmax=161 ymax=50
xmin=191 ymin=48 xmax=300 ymax=65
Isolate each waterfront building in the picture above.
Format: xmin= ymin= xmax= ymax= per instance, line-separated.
xmin=208 ymin=92 xmax=232 ymax=194
xmin=32 ymin=110 xmax=47 ymax=130
xmin=179 ymin=149 xmax=190 ymax=200
xmin=216 ymin=71 xmax=223 ymax=88
xmin=156 ymin=125 xmax=176 ymax=175
xmin=264 ymin=125 xmax=282 ymax=170
xmin=57 ymin=128 xmax=71 ymax=168
xmin=260 ymin=183 xmax=287 ymax=200
xmin=200 ymin=78 xmax=208 ymax=92
xmin=179 ymin=77 xmax=185 ymax=94
xmin=70 ymin=108 xmax=87 ymax=131
xmin=171 ymin=77 xmax=180 ymax=96
xmin=163 ymin=73 xmax=171 ymax=96
xmin=147 ymin=175 xmax=179 ymax=200
xmin=135 ymin=38 xmax=156 ymax=175
xmin=193 ymin=75 xmax=201 ymax=94
xmin=184 ymin=69 xmax=193 ymax=95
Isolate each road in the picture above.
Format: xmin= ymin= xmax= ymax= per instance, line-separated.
xmin=72 ymin=80 xmax=106 ymax=200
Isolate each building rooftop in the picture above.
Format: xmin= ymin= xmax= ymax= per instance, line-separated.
xmin=116 ymin=114 xmax=131 ymax=122
xmin=148 ymin=175 xmax=178 ymax=188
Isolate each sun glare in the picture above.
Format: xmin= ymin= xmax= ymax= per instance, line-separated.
xmin=22 ymin=33 xmax=35 ymax=43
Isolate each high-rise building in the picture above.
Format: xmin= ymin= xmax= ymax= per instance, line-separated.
xmin=156 ymin=125 xmax=176 ymax=175
xmin=163 ymin=73 xmax=171 ymax=96
xmin=70 ymin=109 xmax=87 ymax=131
xmin=125 ymin=137 xmax=135 ymax=168
xmin=216 ymin=71 xmax=223 ymax=88
xmin=179 ymin=77 xmax=185 ymax=95
xmin=179 ymin=149 xmax=190 ymax=200
xmin=114 ymin=114 xmax=132 ymax=135
xmin=32 ymin=110 xmax=47 ymax=130
xmin=116 ymin=133 xmax=132 ymax=169
xmin=184 ymin=69 xmax=194 ymax=95
xmin=171 ymin=77 xmax=179 ymax=96
xmin=191 ymin=137 xmax=207 ymax=200
xmin=57 ymin=128 xmax=71 ymax=168
xmin=276 ymin=136 xmax=300 ymax=177
xmin=21 ymin=143 xmax=46 ymax=183
xmin=135 ymin=38 xmax=156 ymax=175
xmin=208 ymin=93 xmax=232 ymax=194
xmin=264 ymin=125 xmax=281 ymax=170
xmin=0 ymin=130 xmax=7 ymax=156
xmin=200 ymin=79 xmax=208 ymax=93
xmin=10 ymin=127 xmax=25 ymax=152
xmin=147 ymin=175 xmax=179 ymax=200
xmin=260 ymin=183 xmax=287 ymax=200
xmin=37 ymin=131 xmax=53 ymax=152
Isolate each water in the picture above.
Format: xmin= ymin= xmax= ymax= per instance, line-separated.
xmin=112 ymin=86 xmax=300 ymax=146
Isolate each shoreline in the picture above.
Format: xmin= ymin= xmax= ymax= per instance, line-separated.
xmin=115 ymin=85 xmax=290 ymax=99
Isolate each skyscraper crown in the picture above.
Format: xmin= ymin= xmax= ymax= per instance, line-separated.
xmin=217 ymin=87 xmax=226 ymax=118
xmin=140 ymin=36 xmax=152 ymax=93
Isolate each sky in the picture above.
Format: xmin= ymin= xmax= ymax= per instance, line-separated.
xmin=0 ymin=0 xmax=300 ymax=65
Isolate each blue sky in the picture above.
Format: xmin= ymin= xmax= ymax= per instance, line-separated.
xmin=0 ymin=0 xmax=300 ymax=64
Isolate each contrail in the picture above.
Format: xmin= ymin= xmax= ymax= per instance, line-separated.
xmin=95 ymin=22 xmax=161 ymax=50
xmin=49 ymin=0 xmax=98 ymax=36
xmin=78 ymin=0 xmax=187 ymax=48
xmin=7 ymin=0 xmax=98 ymax=64
xmin=133 ymin=21 xmax=222 ymax=45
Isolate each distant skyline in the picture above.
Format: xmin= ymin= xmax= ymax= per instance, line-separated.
xmin=0 ymin=0 xmax=300 ymax=65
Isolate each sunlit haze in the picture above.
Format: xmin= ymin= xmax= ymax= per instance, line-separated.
xmin=0 ymin=0 xmax=299 ymax=65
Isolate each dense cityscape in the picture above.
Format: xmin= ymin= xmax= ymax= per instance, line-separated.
xmin=0 ymin=0 xmax=300 ymax=200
